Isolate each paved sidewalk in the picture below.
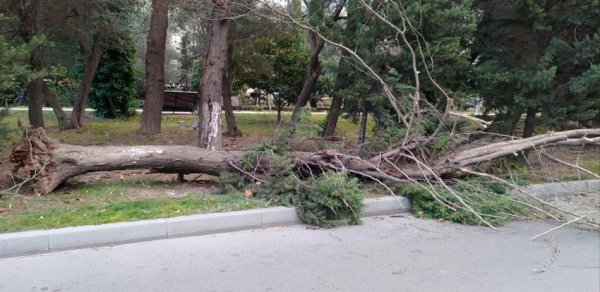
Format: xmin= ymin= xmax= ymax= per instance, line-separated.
xmin=1 ymin=216 xmax=598 ymax=292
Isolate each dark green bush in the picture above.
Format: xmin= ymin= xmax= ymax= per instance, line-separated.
xmin=220 ymin=146 xmax=365 ymax=228
xmin=89 ymin=35 xmax=138 ymax=119
xmin=295 ymin=171 xmax=365 ymax=228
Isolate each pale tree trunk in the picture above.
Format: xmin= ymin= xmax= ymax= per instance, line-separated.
xmin=70 ymin=45 xmax=103 ymax=129
xmin=198 ymin=0 xmax=232 ymax=150
xmin=140 ymin=0 xmax=169 ymax=135
xmin=291 ymin=31 xmax=325 ymax=121
xmin=222 ymin=43 xmax=241 ymax=136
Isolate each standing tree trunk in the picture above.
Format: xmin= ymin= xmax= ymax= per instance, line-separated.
xmin=291 ymin=31 xmax=325 ymax=121
xmin=18 ymin=0 xmax=45 ymax=128
xmin=198 ymin=0 xmax=233 ymax=150
xmin=139 ymin=0 xmax=169 ymax=135
xmin=322 ymin=94 xmax=343 ymax=137
xmin=70 ymin=45 xmax=103 ymax=129
xmin=27 ymin=78 xmax=45 ymax=129
xmin=322 ymin=50 xmax=352 ymax=137
xmin=321 ymin=1 xmax=358 ymax=137
xmin=522 ymin=107 xmax=537 ymax=138
xmin=356 ymin=99 xmax=368 ymax=156
xmin=222 ymin=42 xmax=241 ymax=136
xmin=42 ymin=83 xmax=70 ymax=130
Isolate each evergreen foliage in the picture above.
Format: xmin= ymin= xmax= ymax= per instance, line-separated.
xmin=396 ymin=180 xmax=527 ymax=226
xmin=232 ymin=15 xmax=308 ymax=120
xmin=220 ymin=146 xmax=366 ymax=228
xmin=0 ymin=34 xmax=41 ymax=105
xmin=89 ymin=35 xmax=138 ymax=119
xmin=295 ymin=171 xmax=365 ymax=228
xmin=473 ymin=0 xmax=600 ymax=134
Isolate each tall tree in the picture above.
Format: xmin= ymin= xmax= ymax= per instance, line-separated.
xmin=140 ymin=0 xmax=170 ymax=135
xmin=473 ymin=0 xmax=600 ymax=136
xmin=322 ymin=0 xmax=361 ymax=137
xmin=290 ymin=0 xmax=346 ymax=121
xmin=197 ymin=0 xmax=234 ymax=150
xmin=64 ymin=0 xmax=141 ymax=129
xmin=1 ymin=0 xmax=70 ymax=129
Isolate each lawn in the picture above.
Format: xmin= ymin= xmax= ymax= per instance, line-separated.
xmin=0 ymin=110 xmax=368 ymax=155
xmin=0 ymin=179 xmax=268 ymax=233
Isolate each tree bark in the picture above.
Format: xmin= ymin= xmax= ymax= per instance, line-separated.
xmin=139 ymin=0 xmax=169 ymax=135
xmin=321 ymin=1 xmax=359 ymax=137
xmin=27 ymin=78 xmax=45 ymax=129
xmin=42 ymin=83 xmax=71 ymax=130
xmin=11 ymin=128 xmax=600 ymax=195
xmin=522 ymin=107 xmax=537 ymax=138
xmin=356 ymin=101 xmax=368 ymax=156
xmin=17 ymin=0 xmax=45 ymax=128
xmin=71 ymin=45 xmax=103 ymax=129
xmin=291 ymin=31 xmax=325 ymax=121
xmin=222 ymin=42 xmax=241 ymax=137
xmin=198 ymin=0 xmax=232 ymax=150
xmin=322 ymin=50 xmax=352 ymax=137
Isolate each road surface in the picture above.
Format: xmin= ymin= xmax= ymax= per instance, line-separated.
xmin=0 ymin=216 xmax=598 ymax=292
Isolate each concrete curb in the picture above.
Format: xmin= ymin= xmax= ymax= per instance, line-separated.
xmin=0 ymin=196 xmax=410 ymax=258
xmin=512 ymin=179 xmax=600 ymax=198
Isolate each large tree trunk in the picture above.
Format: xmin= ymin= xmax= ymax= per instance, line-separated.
xmin=222 ymin=42 xmax=241 ymax=137
xmin=139 ymin=0 xmax=169 ymax=135
xmin=291 ymin=31 xmax=325 ymax=121
xmin=27 ymin=78 xmax=45 ymax=129
xmin=18 ymin=0 xmax=45 ymax=128
xmin=71 ymin=45 xmax=103 ymax=129
xmin=198 ymin=0 xmax=232 ymax=150
xmin=10 ymin=128 xmax=600 ymax=195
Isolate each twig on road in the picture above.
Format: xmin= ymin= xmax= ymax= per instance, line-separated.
xmin=530 ymin=211 xmax=599 ymax=241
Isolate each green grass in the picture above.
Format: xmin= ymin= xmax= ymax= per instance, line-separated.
xmin=0 ymin=110 xmax=368 ymax=155
xmin=0 ymin=180 xmax=268 ymax=233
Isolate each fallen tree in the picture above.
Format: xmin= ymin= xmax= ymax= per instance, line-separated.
xmin=8 ymin=128 xmax=600 ymax=196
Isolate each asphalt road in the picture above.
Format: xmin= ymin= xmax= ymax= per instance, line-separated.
xmin=0 ymin=216 xmax=598 ymax=292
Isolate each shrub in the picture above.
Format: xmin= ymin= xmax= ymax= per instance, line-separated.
xmin=220 ymin=146 xmax=366 ymax=228
xmin=396 ymin=180 xmax=526 ymax=226
xmin=89 ymin=35 xmax=138 ymax=119
xmin=295 ymin=171 xmax=365 ymax=228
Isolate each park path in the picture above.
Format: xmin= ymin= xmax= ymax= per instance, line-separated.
xmin=7 ymin=107 xmax=327 ymax=115
xmin=0 ymin=216 xmax=598 ymax=292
